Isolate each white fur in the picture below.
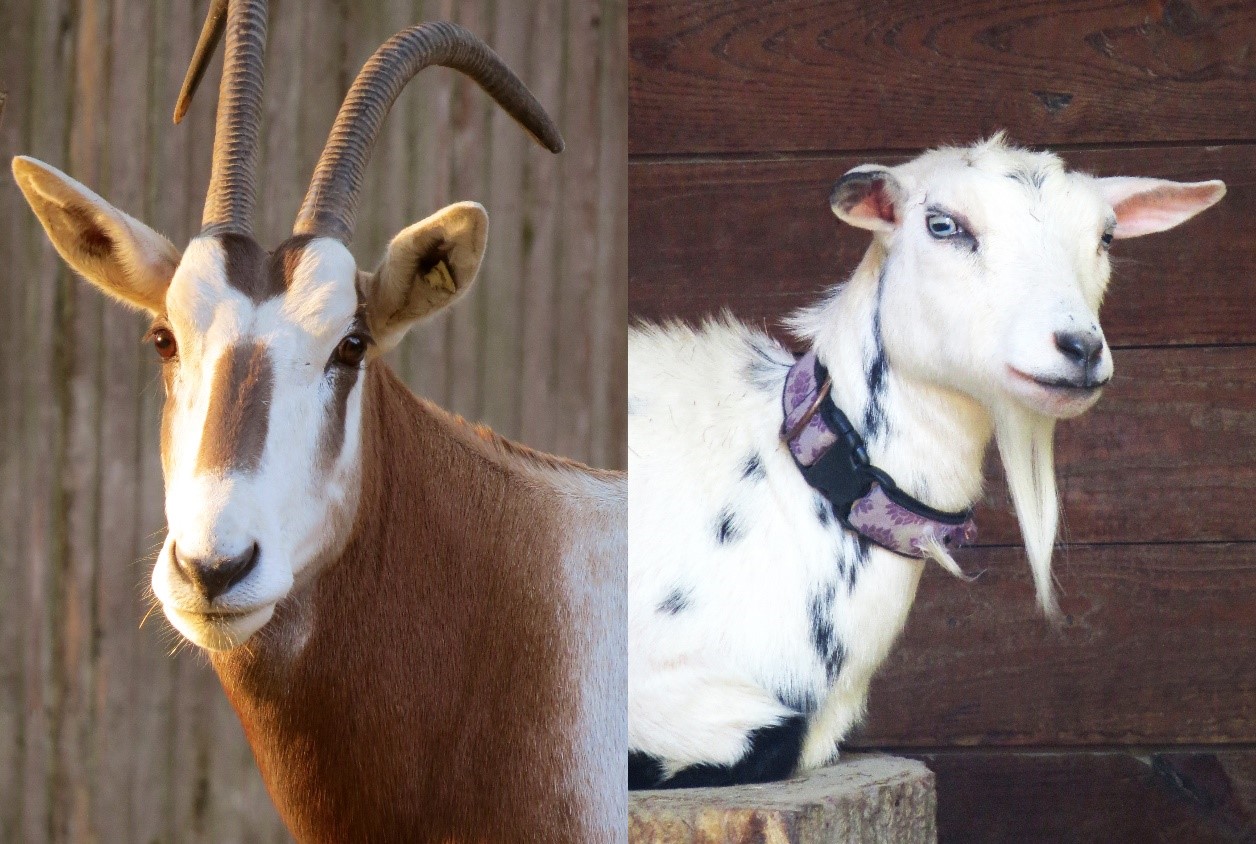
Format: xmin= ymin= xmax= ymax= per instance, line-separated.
xmin=154 ymin=237 xmax=364 ymax=650
xmin=628 ymin=136 xmax=1225 ymax=778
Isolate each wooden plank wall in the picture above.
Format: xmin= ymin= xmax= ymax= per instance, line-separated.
xmin=628 ymin=1 xmax=1254 ymax=840
xmin=0 ymin=0 xmax=625 ymax=840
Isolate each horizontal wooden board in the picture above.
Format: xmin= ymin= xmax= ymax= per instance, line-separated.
xmin=628 ymin=144 xmax=1256 ymax=347
xmin=845 ymin=543 xmax=1256 ymax=746
xmin=629 ymin=0 xmax=1256 ymax=155
xmin=974 ymin=345 xmax=1254 ymax=546
xmin=907 ymin=750 xmax=1256 ymax=843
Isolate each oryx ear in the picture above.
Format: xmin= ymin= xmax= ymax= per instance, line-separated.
xmin=12 ymin=156 xmax=180 ymax=313
xmin=1097 ymin=176 xmax=1226 ymax=240
xmin=363 ymin=201 xmax=488 ymax=353
xmin=830 ymin=165 xmax=905 ymax=232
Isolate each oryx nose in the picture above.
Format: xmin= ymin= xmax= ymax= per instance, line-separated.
xmin=172 ymin=541 xmax=260 ymax=602
xmin=1054 ymin=330 xmax=1104 ymax=371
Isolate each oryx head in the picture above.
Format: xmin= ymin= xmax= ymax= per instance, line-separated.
xmin=13 ymin=0 xmax=562 ymax=650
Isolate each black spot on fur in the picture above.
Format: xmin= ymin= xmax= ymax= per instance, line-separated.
xmin=777 ymin=687 xmax=817 ymax=716
xmin=640 ymin=715 xmax=808 ymax=789
xmin=715 ymin=507 xmax=742 ymax=545
xmin=657 ymin=588 xmax=691 ymax=616
xmin=846 ymin=535 xmax=872 ymax=595
xmin=863 ymin=276 xmax=889 ymax=439
xmin=815 ymin=496 xmax=831 ymax=527
xmin=628 ymin=752 xmax=666 ymax=790
xmin=741 ymin=452 xmax=766 ymax=482
xmin=809 ymin=581 xmax=842 ymax=678
xmin=1006 ymin=165 xmax=1050 ymax=191
xmin=745 ymin=337 xmax=787 ymax=391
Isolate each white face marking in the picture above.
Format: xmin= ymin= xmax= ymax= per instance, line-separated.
xmin=876 ymin=144 xmax=1116 ymax=419
xmin=151 ymin=236 xmax=366 ymax=651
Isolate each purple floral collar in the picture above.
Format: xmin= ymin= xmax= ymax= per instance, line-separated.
xmin=781 ymin=350 xmax=977 ymax=559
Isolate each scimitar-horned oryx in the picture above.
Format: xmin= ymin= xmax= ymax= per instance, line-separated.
xmin=13 ymin=1 xmax=625 ymax=840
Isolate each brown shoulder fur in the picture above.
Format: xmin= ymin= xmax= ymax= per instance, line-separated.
xmin=213 ymin=363 xmax=597 ymax=843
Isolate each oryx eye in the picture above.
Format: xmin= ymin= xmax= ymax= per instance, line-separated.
xmin=151 ymin=328 xmax=177 ymax=361
xmin=333 ymin=333 xmax=368 ymax=367
xmin=926 ymin=212 xmax=961 ymax=239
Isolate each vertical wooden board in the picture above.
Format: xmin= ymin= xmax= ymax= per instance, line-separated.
xmin=94 ymin=1 xmax=161 ymax=838
xmin=477 ymin=0 xmax=531 ymax=441
xmin=443 ymin=0 xmax=491 ymax=423
xmin=553 ymin=0 xmax=602 ymax=462
xmin=295 ymin=0 xmax=347 ymax=253
xmin=592 ymin=0 xmax=627 ymax=469
xmin=517 ymin=0 xmax=565 ymax=454
xmin=14 ymin=0 xmax=79 ymax=835
xmin=0 ymin=0 xmax=36 ymax=835
xmin=256 ymin=0 xmax=305 ymax=247
xmin=56 ymin=0 xmax=113 ymax=837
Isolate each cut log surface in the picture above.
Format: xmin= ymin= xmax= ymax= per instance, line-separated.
xmin=628 ymin=754 xmax=937 ymax=844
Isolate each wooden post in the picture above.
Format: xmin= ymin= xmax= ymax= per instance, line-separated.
xmin=629 ymin=754 xmax=937 ymax=844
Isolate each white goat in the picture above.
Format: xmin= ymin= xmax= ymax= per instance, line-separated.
xmin=627 ymin=135 xmax=1224 ymax=788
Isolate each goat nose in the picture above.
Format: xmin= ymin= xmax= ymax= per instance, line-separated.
xmin=1054 ymin=331 xmax=1104 ymax=371
xmin=172 ymin=542 xmax=260 ymax=602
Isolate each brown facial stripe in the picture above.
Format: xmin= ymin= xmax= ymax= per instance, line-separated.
xmin=196 ymin=342 xmax=274 ymax=475
xmin=319 ymin=364 xmax=359 ymax=470
xmin=319 ymin=292 xmax=369 ymax=470
xmin=217 ymin=232 xmax=319 ymax=303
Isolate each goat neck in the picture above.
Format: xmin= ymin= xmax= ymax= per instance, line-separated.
xmin=794 ymin=243 xmax=993 ymax=516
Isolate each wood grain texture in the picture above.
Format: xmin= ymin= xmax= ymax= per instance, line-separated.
xmin=847 ymin=543 xmax=1256 ymax=746
xmin=629 ymin=0 xmax=1256 ymax=156
xmin=910 ymin=751 xmax=1256 ymax=843
xmin=0 ymin=0 xmax=625 ymax=840
xmin=627 ymin=0 xmax=1255 ymax=839
xmin=627 ymin=144 xmax=1256 ymax=346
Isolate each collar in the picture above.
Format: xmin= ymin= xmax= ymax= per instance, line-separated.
xmin=780 ymin=350 xmax=977 ymax=558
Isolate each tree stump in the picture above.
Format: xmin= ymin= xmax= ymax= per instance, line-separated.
xmin=628 ymin=754 xmax=936 ymax=843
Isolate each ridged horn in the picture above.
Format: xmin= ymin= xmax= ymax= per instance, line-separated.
xmin=294 ymin=21 xmax=563 ymax=243
xmin=175 ymin=0 xmax=268 ymax=235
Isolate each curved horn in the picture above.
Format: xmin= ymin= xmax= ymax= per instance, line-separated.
xmin=294 ymin=21 xmax=563 ymax=243
xmin=172 ymin=0 xmax=227 ymax=125
xmin=178 ymin=0 xmax=268 ymax=235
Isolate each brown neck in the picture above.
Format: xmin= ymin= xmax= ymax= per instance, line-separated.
xmin=210 ymin=363 xmax=588 ymax=843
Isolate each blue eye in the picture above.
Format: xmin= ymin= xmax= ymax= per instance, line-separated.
xmin=927 ymin=213 xmax=960 ymax=238
xmin=1101 ymin=229 xmax=1114 ymax=248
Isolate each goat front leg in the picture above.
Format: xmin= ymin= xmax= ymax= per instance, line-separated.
xmin=629 ymin=666 xmax=803 ymax=788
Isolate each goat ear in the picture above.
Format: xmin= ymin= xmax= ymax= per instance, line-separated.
xmin=363 ymin=202 xmax=488 ymax=353
xmin=12 ymin=156 xmax=180 ymax=313
xmin=1097 ymin=176 xmax=1226 ymax=240
xmin=830 ymin=166 xmax=905 ymax=232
